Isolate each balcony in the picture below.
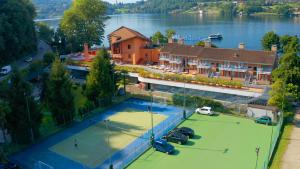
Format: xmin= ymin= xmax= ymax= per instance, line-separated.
xmin=197 ymin=64 xmax=211 ymax=69
xmin=257 ymin=68 xmax=272 ymax=74
xmin=159 ymin=56 xmax=170 ymax=61
xmin=219 ymin=65 xmax=247 ymax=72
xmin=188 ymin=61 xmax=198 ymax=66
xmin=169 ymin=59 xmax=182 ymax=64
xmin=112 ymin=54 xmax=122 ymax=59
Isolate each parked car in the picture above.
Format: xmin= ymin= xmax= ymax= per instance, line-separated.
xmin=153 ymin=139 xmax=174 ymax=154
xmin=195 ymin=106 xmax=214 ymax=115
xmin=255 ymin=116 xmax=272 ymax=125
xmin=163 ymin=131 xmax=188 ymax=145
xmin=24 ymin=57 xmax=33 ymax=63
xmin=173 ymin=127 xmax=195 ymax=138
xmin=0 ymin=65 xmax=12 ymax=75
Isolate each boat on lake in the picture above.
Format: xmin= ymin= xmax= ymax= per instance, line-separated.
xmin=208 ymin=33 xmax=223 ymax=40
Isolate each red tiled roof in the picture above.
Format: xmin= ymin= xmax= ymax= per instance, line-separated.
xmin=108 ymin=26 xmax=149 ymax=44
xmin=161 ymin=43 xmax=277 ymax=65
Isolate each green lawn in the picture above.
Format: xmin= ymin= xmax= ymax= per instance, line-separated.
xmin=127 ymin=114 xmax=278 ymax=169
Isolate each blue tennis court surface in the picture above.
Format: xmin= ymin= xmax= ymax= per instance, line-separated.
xmin=9 ymin=98 xmax=186 ymax=169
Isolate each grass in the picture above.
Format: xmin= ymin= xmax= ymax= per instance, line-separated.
xmin=269 ymin=124 xmax=294 ymax=169
xmin=127 ymin=114 xmax=279 ymax=169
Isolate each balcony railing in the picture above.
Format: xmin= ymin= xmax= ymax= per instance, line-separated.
xmin=197 ymin=64 xmax=211 ymax=69
xmin=257 ymin=68 xmax=272 ymax=74
xmin=159 ymin=56 xmax=170 ymax=61
xmin=188 ymin=61 xmax=198 ymax=65
xmin=169 ymin=59 xmax=182 ymax=64
xmin=218 ymin=65 xmax=248 ymax=72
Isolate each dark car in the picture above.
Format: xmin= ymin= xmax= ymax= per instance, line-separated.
xmin=153 ymin=139 xmax=174 ymax=154
xmin=255 ymin=116 xmax=272 ymax=125
xmin=174 ymin=127 xmax=195 ymax=138
xmin=163 ymin=131 xmax=188 ymax=145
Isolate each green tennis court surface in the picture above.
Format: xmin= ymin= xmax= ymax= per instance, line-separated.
xmin=50 ymin=108 xmax=166 ymax=168
xmin=127 ymin=114 xmax=277 ymax=169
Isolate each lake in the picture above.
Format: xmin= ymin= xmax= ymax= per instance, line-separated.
xmin=41 ymin=13 xmax=300 ymax=50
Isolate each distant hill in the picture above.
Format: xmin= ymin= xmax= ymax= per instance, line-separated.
xmin=32 ymin=0 xmax=300 ymax=19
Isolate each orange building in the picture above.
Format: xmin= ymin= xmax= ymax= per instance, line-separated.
xmin=108 ymin=26 xmax=160 ymax=65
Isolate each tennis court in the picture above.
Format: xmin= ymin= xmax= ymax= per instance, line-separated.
xmin=127 ymin=114 xmax=279 ymax=169
xmin=50 ymin=109 xmax=166 ymax=168
xmin=9 ymin=99 xmax=184 ymax=169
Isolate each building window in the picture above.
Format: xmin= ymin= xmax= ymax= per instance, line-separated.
xmin=128 ymin=44 xmax=131 ymax=49
xmin=128 ymin=54 xmax=131 ymax=59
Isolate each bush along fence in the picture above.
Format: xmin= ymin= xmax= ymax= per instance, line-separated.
xmin=97 ymin=101 xmax=194 ymax=169
xmin=115 ymin=65 xmax=243 ymax=89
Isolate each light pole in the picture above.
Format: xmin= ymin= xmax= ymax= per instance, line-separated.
xmin=255 ymin=146 xmax=260 ymax=169
xmin=25 ymin=92 xmax=34 ymax=143
xmin=183 ymin=77 xmax=187 ymax=119
xmin=148 ymin=89 xmax=154 ymax=145
xmin=104 ymin=119 xmax=113 ymax=169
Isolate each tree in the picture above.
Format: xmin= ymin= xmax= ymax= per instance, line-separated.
xmin=60 ymin=0 xmax=107 ymax=51
xmin=85 ymin=49 xmax=114 ymax=106
xmin=280 ymin=35 xmax=300 ymax=53
xmin=151 ymin=31 xmax=167 ymax=45
xmin=166 ymin=29 xmax=176 ymax=39
xmin=0 ymin=0 xmax=37 ymax=65
xmin=46 ymin=58 xmax=75 ymax=125
xmin=6 ymin=68 xmax=42 ymax=144
xmin=196 ymin=41 xmax=218 ymax=48
xmin=0 ymin=100 xmax=10 ymax=144
xmin=274 ymin=4 xmax=292 ymax=16
xmin=269 ymin=51 xmax=300 ymax=110
xmin=36 ymin=22 xmax=54 ymax=44
xmin=43 ymin=52 xmax=57 ymax=66
xmin=261 ymin=31 xmax=280 ymax=51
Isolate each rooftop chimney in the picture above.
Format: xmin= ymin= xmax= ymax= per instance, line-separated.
xmin=178 ymin=38 xmax=184 ymax=45
xmin=168 ymin=38 xmax=175 ymax=44
xmin=84 ymin=43 xmax=89 ymax=57
xmin=238 ymin=43 xmax=245 ymax=49
xmin=204 ymin=41 xmax=211 ymax=48
xmin=271 ymin=45 xmax=278 ymax=52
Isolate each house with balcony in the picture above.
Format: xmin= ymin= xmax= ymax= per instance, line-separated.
xmin=160 ymin=42 xmax=278 ymax=82
xmin=108 ymin=26 xmax=160 ymax=65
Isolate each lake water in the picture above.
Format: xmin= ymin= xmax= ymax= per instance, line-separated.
xmin=42 ymin=13 xmax=300 ymax=50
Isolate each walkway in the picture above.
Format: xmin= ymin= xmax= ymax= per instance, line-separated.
xmin=281 ymin=108 xmax=300 ymax=169
xmin=129 ymin=73 xmax=263 ymax=98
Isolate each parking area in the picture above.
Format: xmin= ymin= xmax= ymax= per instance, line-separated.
xmin=127 ymin=113 xmax=278 ymax=169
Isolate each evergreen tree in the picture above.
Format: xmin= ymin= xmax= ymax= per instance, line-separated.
xmin=46 ymin=58 xmax=75 ymax=125
xmin=85 ymin=49 xmax=114 ymax=106
xmin=6 ymin=68 xmax=42 ymax=144
xmin=0 ymin=0 xmax=37 ymax=65
xmin=0 ymin=100 xmax=10 ymax=144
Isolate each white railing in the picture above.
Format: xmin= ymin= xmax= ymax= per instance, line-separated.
xmin=197 ymin=64 xmax=211 ymax=69
xmin=257 ymin=68 xmax=272 ymax=74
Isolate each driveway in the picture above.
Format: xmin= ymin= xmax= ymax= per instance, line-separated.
xmin=0 ymin=40 xmax=51 ymax=81
xmin=281 ymin=108 xmax=300 ymax=169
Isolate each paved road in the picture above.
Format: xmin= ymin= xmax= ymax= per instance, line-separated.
xmin=0 ymin=40 xmax=52 ymax=81
xmin=282 ymin=108 xmax=300 ymax=169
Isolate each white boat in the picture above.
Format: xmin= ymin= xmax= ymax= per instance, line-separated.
xmin=208 ymin=33 xmax=223 ymax=40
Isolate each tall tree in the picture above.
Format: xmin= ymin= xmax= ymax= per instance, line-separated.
xmin=46 ymin=58 xmax=75 ymax=125
xmin=151 ymin=31 xmax=167 ymax=45
xmin=85 ymin=49 xmax=114 ymax=106
xmin=0 ymin=0 xmax=37 ymax=65
xmin=6 ymin=68 xmax=42 ymax=144
xmin=0 ymin=100 xmax=10 ymax=144
xmin=280 ymin=35 xmax=300 ymax=53
xmin=36 ymin=22 xmax=54 ymax=44
xmin=60 ymin=0 xmax=107 ymax=52
xmin=261 ymin=31 xmax=280 ymax=51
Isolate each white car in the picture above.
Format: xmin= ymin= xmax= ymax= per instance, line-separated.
xmin=0 ymin=65 xmax=12 ymax=75
xmin=195 ymin=106 xmax=214 ymax=115
xmin=25 ymin=57 xmax=33 ymax=63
